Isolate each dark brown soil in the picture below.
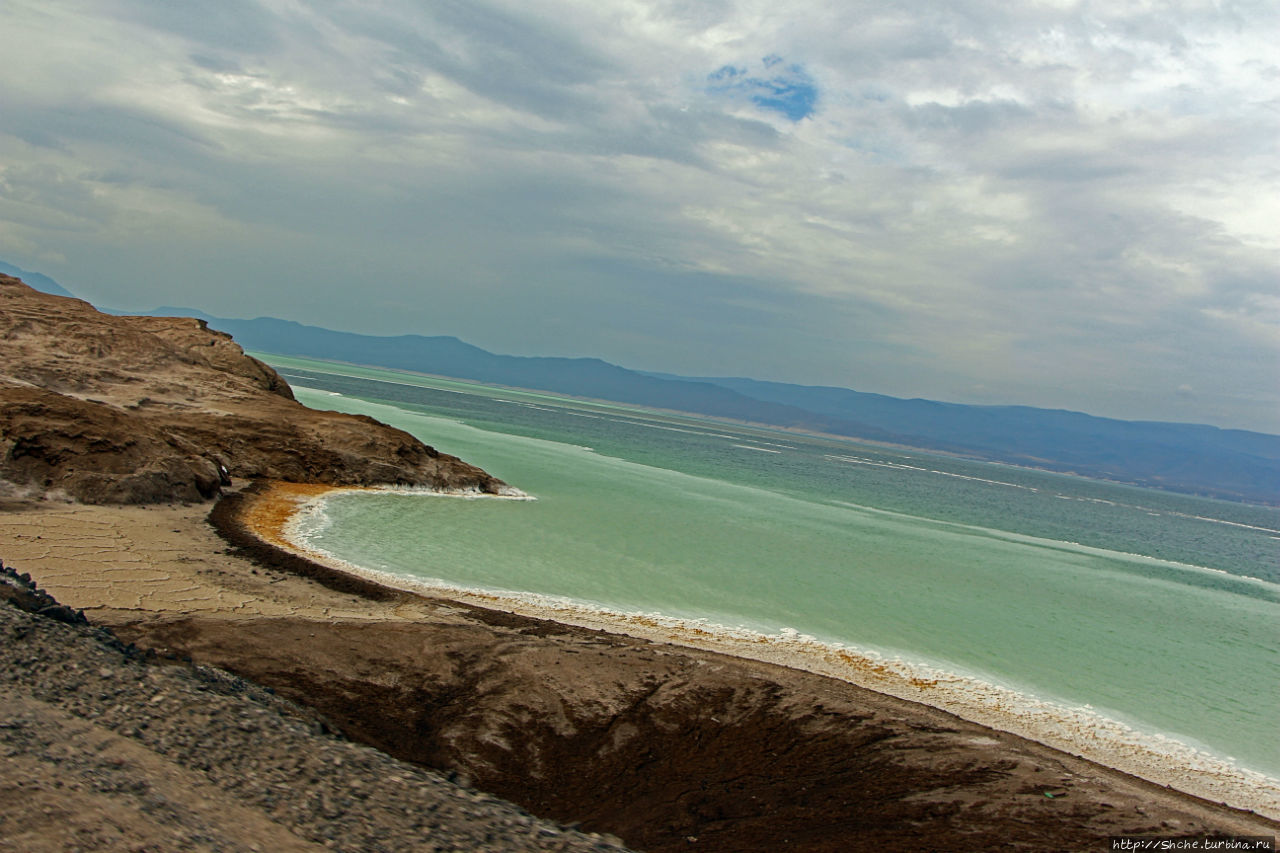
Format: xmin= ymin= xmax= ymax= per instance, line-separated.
xmin=1 ymin=565 xmax=630 ymax=853
xmin=113 ymin=610 xmax=1279 ymax=853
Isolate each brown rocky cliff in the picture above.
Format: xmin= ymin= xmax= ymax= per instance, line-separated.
xmin=0 ymin=274 xmax=504 ymax=503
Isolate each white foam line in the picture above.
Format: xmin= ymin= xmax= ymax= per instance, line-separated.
xmin=281 ymin=371 xmax=475 ymax=396
xmin=804 ymin=498 xmax=1278 ymax=592
xmin=494 ymin=399 xmax=558 ymax=412
xmin=277 ymin=492 xmax=1279 ymax=819
xmin=608 ymin=419 xmax=743 ymax=441
xmin=732 ymin=444 xmax=782 ymax=453
xmin=741 ymin=439 xmax=796 ymax=450
xmin=1185 ymin=514 xmax=1279 ymax=533
xmin=369 ymin=484 xmax=538 ymax=501
xmin=825 ymin=454 xmax=1038 ymax=491
xmin=826 ymin=455 xmax=1280 ymax=556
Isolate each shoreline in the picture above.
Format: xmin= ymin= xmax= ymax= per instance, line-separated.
xmin=258 ymin=480 xmax=1280 ymax=821
xmin=272 ymin=355 xmax=1280 ymax=507
xmin=4 ymin=484 xmax=1277 ymax=849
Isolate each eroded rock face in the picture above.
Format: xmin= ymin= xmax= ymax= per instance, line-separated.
xmin=0 ymin=274 xmax=504 ymax=502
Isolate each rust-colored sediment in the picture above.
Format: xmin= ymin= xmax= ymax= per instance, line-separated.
xmin=209 ymin=482 xmax=398 ymax=603
xmin=236 ymin=481 xmax=353 ymax=549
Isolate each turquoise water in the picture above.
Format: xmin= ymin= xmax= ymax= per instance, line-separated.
xmin=265 ymin=356 xmax=1280 ymax=791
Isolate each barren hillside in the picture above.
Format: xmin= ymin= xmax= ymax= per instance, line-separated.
xmin=0 ymin=274 xmax=503 ymax=503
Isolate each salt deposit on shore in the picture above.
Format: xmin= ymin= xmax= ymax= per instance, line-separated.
xmin=4 ymin=483 xmax=1277 ymax=851
xmin=270 ymin=482 xmax=1280 ymax=820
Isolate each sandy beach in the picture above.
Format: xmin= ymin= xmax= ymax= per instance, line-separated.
xmin=1 ymin=482 xmax=1276 ymax=852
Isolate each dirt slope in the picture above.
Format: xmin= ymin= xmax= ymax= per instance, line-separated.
xmin=1 ymin=563 xmax=629 ymax=852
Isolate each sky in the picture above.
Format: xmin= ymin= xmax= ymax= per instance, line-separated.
xmin=1 ymin=1 xmax=1277 ymax=432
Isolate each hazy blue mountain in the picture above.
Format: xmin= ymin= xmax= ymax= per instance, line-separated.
xmin=662 ymin=376 xmax=1280 ymax=504
xmin=0 ymin=260 xmax=76 ymax=298
xmin=144 ymin=311 xmax=889 ymax=438
xmin=136 ymin=309 xmax=1278 ymax=504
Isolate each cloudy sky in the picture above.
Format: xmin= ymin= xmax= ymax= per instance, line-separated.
xmin=2 ymin=1 xmax=1277 ymax=431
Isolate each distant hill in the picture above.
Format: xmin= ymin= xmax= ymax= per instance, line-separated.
xmin=142 ymin=309 xmax=888 ymax=439
xmin=136 ymin=308 xmax=1279 ymax=505
xmin=662 ymin=375 xmax=1280 ymax=504
xmin=0 ymin=261 xmax=76 ymax=298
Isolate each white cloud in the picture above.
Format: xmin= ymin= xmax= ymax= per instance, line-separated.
xmin=0 ymin=0 xmax=1276 ymax=430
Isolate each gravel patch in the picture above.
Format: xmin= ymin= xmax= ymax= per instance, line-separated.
xmin=1 ymin=563 xmax=632 ymax=852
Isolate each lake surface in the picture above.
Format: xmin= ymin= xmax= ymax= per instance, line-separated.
xmin=261 ymin=354 xmax=1280 ymax=810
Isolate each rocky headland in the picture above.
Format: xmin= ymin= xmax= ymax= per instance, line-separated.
xmin=2 ymin=274 xmax=1277 ymax=851
xmin=0 ymin=274 xmax=503 ymax=504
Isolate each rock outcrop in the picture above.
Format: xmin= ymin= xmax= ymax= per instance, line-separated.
xmin=0 ymin=274 xmax=504 ymax=503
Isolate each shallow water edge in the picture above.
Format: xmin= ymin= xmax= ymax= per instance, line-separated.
xmin=250 ymin=481 xmax=1280 ymax=820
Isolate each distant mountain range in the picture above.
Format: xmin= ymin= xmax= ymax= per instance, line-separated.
xmin=0 ymin=260 xmax=76 ymax=299
xmin=143 ymin=308 xmax=1280 ymax=505
xmin=8 ymin=263 xmax=1279 ymax=504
